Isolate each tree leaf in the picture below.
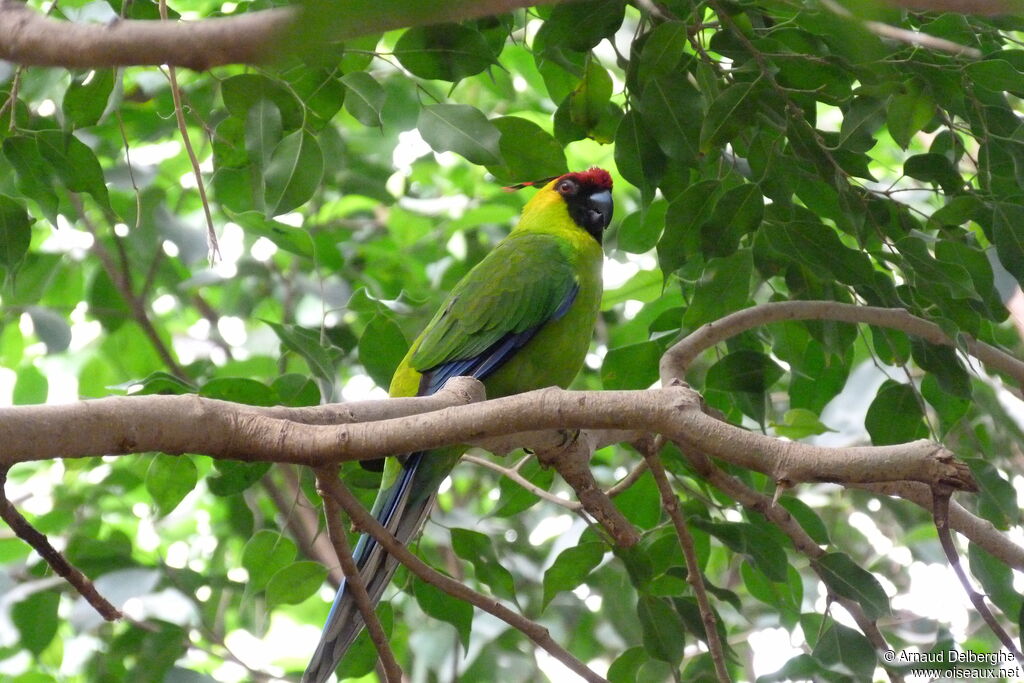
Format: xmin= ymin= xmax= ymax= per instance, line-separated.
xmin=815 ymin=552 xmax=890 ymax=620
xmin=340 ymin=71 xmax=386 ymax=127
xmin=417 ymin=104 xmax=501 ymax=165
xmin=542 ymin=541 xmax=605 ymax=608
xmin=637 ymin=595 xmax=685 ymax=664
xmin=145 ymin=454 xmax=198 ymax=517
xmin=413 ymin=576 xmax=473 ymax=648
xmin=263 ymin=130 xmax=324 ymax=216
xmin=266 ymin=561 xmax=328 ymax=607
xmin=451 ymin=528 xmax=517 ymax=601
xmin=242 ymin=530 xmax=298 ymax=590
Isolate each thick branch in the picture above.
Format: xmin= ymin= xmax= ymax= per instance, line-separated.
xmin=534 ymin=430 xmax=640 ymax=547
xmin=0 ymin=0 xmax=562 ymax=70
xmin=0 ymin=383 xmax=977 ymax=495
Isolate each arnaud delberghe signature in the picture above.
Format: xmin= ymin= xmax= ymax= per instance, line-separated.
xmin=896 ymin=650 xmax=1015 ymax=666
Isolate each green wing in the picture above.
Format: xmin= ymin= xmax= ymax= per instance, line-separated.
xmin=411 ymin=231 xmax=578 ymax=377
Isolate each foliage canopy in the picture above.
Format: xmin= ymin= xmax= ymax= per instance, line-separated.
xmin=1 ymin=0 xmax=1024 ymax=681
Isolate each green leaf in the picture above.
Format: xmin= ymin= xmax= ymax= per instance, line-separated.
xmin=337 ymin=603 xmax=393 ymax=678
xmin=221 ymin=73 xmax=303 ymax=129
xmin=612 ymin=470 xmax=662 ymax=529
xmin=608 ymin=646 xmax=648 ymax=683
xmin=242 ymin=530 xmax=298 ymax=590
xmin=451 ymin=528 xmax=517 ymax=601
xmin=815 ymin=552 xmax=890 ymax=620
xmin=638 ymin=21 xmax=688 ymax=82
xmin=887 ymin=92 xmax=933 ymax=149
xmin=272 ymin=373 xmax=321 ymax=407
xmin=12 ymin=589 xmax=59 ymax=655
xmin=810 ymin=621 xmax=876 ymax=680
xmin=2 ymin=136 xmax=59 ymax=223
xmin=771 ymin=408 xmax=834 ymax=440
xmin=569 ymin=60 xmax=613 ymax=130
xmin=535 ymin=0 xmax=626 ymax=53
xmin=413 ymin=576 xmax=473 ymax=648
xmin=992 ymin=201 xmax=1024 ymax=286
xmin=13 ymin=364 xmax=47 ymax=404
xmin=493 ymin=458 xmax=555 ymax=517
xmin=245 ymin=98 xmax=282 ymax=168
xmin=36 ymin=130 xmax=110 ymax=207
xmin=777 ymin=497 xmax=830 ymax=545
xmin=358 ymin=315 xmax=408 ymax=389
xmin=88 ymin=267 xmax=130 ymax=332
xmin=702 ymin=183 xmax=764 ymax=257
xmin=864 ymin=380 xmax=928 ymax=445
xmin=417 ymin=104 xmax=501 ymax=165
xmin=207 ymin=460 xmax=272 ymax=496
xmin=340 ymin=71 xmax=386 ymax=127
xmin=762 ymin=219 xmax=876 ymax=286
xmin=639 ymin=74 xmax=702 ymax=165
xmin=487 ymin=116 xmax=567 ymax=183
xmin=145 ymin=454 xmax=198 ymax=517
xmin=904 ymin=153 xmax=964 ymax=194
xmin=394 ymin=24 xmax=495 ymax=81
xmin=637 ymin=595 xmax=685 ymax=664
xmin=0 ymin=195 xmax=32 ymax=278
xmin=683 ymin=249 xmax=753 ymax=329
xmin=602 ymin=267 xmax=663 ymax=310
xmin=602 ymin=341 xmax=661 ymax=390
xmin=658 ymin=179 xmax=720 ymax=274
xmin=700 ymin=79 xmax=758 ymax=152
xmin=199 ymin=377 xmax=277 ymax=406
xmin=614 ymin=111 xmax=666 ymax=198
xmin=263 ymin=130 xmax=324 ymax=216
xmin=27 ymin=307 xmax=71 ymax=354
xmin=706 ymin=350 xmax=784 ymax=394
xmin=63 ymin=69 xmax=115 ymax=128
xmin=265 ymin=321 xmax=339 ymax=398
xmin=542 ymin=541 xmax=605 ymax=608
xmin=266 ymin=561 xmax=328 ymax=607
xmin=690 ymin=517 xmax=789 ymax=582
xmin=616 ymin=199 xmax=667 ymax=254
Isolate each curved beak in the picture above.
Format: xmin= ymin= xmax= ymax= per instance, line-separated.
xmin=587 ymin=190 xmax=613 ymax=232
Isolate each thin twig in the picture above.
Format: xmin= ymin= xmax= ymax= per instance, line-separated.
xmin=316 ymin=474 xmax=608 ymax=683
xmin=462 ymin=454 xmax=582 ymax=511
xmin=315 ymin=467 xmax=402 ymax=682
xmin=73 ymin=195 xmax=188 ymax=379
xmin=158 ymin=0 xmax=219 ymax=260
xmin=262 ymin=467 xmax=342 ymax=586
xmin=933 ymin=491 xmax=1024 ymax=663
xmin=639 ymin=444 xmax=731 ymax=683
xmin=0 ymin=467 xmax=122 ymax=620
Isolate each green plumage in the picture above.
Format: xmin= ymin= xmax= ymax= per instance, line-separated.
xmin=303 ymin=170 xmax=611 ymax=683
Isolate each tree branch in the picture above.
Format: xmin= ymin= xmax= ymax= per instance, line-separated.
xmin=0 ymin=382 xmax=978 ymax=495
xmin=661 ymin=301 xmax=1024 ymax=393
xmin=0 ymin=467 xmax=122 ymax=621
xmin=315 ymin=467 xmax=402 ymax=682
xmin=316 ymin=474 xmax=608 ymax=683
xmin=0 ymin=0 xmax=564 ymax=70
xmin=638 ymin=441 xmax=731 ymax=682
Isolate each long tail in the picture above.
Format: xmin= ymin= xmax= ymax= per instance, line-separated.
xmin=302 ymin=452 xmax=439 ymax=683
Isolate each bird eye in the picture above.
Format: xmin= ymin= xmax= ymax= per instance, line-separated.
xmin=557 ymin=179 xmax=578 ymax=196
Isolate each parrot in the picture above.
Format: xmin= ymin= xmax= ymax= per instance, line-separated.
xmin=302 ymin=168 xmax=613 ymax=683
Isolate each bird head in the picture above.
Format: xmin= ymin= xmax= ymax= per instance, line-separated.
xmin=550 ymin=168 xmax=614 ymax=243
xmin=510 ymin=168 xmax=614 ymax=243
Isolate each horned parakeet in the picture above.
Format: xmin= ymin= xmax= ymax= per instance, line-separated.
xmin=303 ymin=168 xmax=613 ymax=682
